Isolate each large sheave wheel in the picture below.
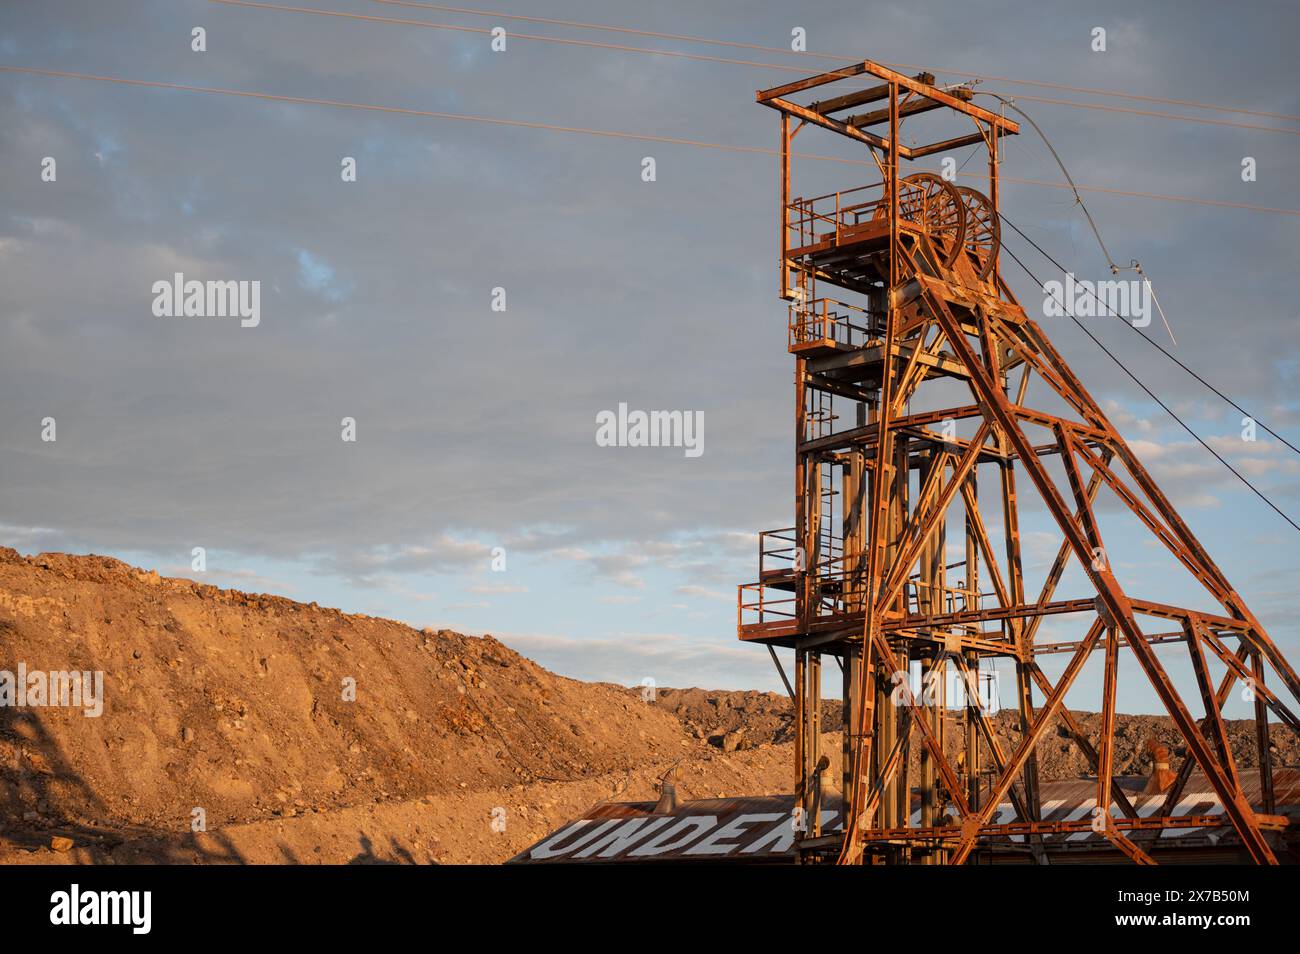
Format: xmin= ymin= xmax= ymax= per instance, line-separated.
xmin=955 ymin=185 xmax=1000 ymax=281
xmin=887 ymin=171 xmax=967 ymax=267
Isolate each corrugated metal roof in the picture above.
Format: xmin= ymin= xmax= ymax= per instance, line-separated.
xmin=973 ymin=768 xmax=1300 ymax=852
xmin=508 ymin=770 xmax=1299 ymax=864
xmin=508 ymin=795 xmax=844 ymax=864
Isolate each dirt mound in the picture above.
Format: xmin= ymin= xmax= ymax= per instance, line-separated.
xmin=0 ymin=548 xmax=691 ymax=856
xmin=647 ymin=687 xmax=840 ymax=751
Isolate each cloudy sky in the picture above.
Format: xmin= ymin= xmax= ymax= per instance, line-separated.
xmin=2 ymin=0 xmax=1298 ymax=715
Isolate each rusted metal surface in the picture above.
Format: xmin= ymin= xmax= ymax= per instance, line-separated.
xmin=734 ymin=59 xmax=1300 ymax=865
xmin=939 ymin=769 xmax=1300 ymax=862
xmin=507 ymin=795 xmax=844 ymax=864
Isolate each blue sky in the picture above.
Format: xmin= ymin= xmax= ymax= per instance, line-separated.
xmin=2 ymin=0 xmax=1299 ymax=717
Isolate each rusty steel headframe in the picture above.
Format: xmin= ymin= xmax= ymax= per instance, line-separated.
xmin=738 ymin=60 xmax=1299 ymax=865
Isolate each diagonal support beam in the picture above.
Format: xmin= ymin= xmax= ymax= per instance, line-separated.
xmin=958 ymin=479 xmax=1012 ymax=610
xmin=1103 ymin=825 xmax=1157 ymax=864
xmin=1200 ymin=631 xmax=1300 ymax=733
xmin=1072 ymin=440 xmax=1231 ymax=606
xmin=1149 ymin=639 xmax=1251 ymax=845
xmin=879 ymin=422 xmax=992 ymax=608
xmin=951 ymin=654 xmax=1032 ymax=821
xmin=1021 ymin=459 xmax=1107 ymax=647
xmin=860 ymin=721 xmax=910 ymax=827
xmin=919 ymin=276 xmax=1278 ymax=865
xmin=950 ymin=619 xmax=1105 ymax=863
xmin=1014 ymin=315 xmax=1300 ymax=705
xmin=869 ymin=629 xmax=971 ymax=819
xmin=1028 ymin=662 xmax=1138 ymax=818
xmin=1184 ymin=616 xmax=1241 ymax=791
xmin=1096 ymin=623 xmax=1120 ymax=823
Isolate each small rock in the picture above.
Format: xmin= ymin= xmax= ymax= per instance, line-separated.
xmin=50 ymin=836 xmax=73 ymax=852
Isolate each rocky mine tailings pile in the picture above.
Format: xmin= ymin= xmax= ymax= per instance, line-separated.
xmin=0 ymin=549 xmax=691 ymax=857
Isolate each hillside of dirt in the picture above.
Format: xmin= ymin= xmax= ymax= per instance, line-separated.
xmin=0 ymin=549 xmax=1294 ymax=864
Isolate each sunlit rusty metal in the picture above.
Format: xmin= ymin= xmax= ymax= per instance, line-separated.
xmin=737 ymin=60 xmax=1298 ymax=865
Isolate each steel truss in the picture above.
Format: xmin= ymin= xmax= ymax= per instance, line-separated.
xmin=737 ymin=60 xmax=1299 ymax=865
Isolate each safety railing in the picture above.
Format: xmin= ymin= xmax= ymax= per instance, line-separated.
xmin=737 ymin=580 xmax=797 ymax=629
xmin=758 ymin=527 xmax=798 ymax=576
xmin=739 ymin=555 xmax=866 ymax=631
xmin=786 ymin=182 xmax=887 ymax=250
xmin=788 ymin=296 xmax=880 ymax=350
xmin=904 ymin=575 xmax=997 ymax=617
xmin=741 ymin=559 xmax=1001 ymax=631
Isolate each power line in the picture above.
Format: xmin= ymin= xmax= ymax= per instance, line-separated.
xmin=1000 ymin=241 xmax=1300 ymax=535
xmin=7 ymin=64 xmax=1298 ymax=218
xmin=366 ymin=0 xmax=1300 ymax=126
xmin=904 ymin=68 xmax=1300 ymax=127
xmin=212 ymin=0 xmax=830 ymax=79
xmin=976 ymin=90 xmax=1183 ymax=349
xmin=210 ymin=0 xmax=1300 ymax=138
xmin=983 ymin=93 xmax=1300 ymax=459
xmin=0 ymin=64 xmax=784 ymax=154
xmin=986 ymin=180 xmax=1298 ymax=217
xmin=992 ymin=91 xmax=1300 ymax=137
xmin=1001 ymin=212 xmax=1300 ymax=460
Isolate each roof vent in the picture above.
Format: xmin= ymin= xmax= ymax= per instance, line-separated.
xmin=653 ymin=764 xmax=683 ymax=814
xmin=1141 ymin=739 xmax=1177 ymax=795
